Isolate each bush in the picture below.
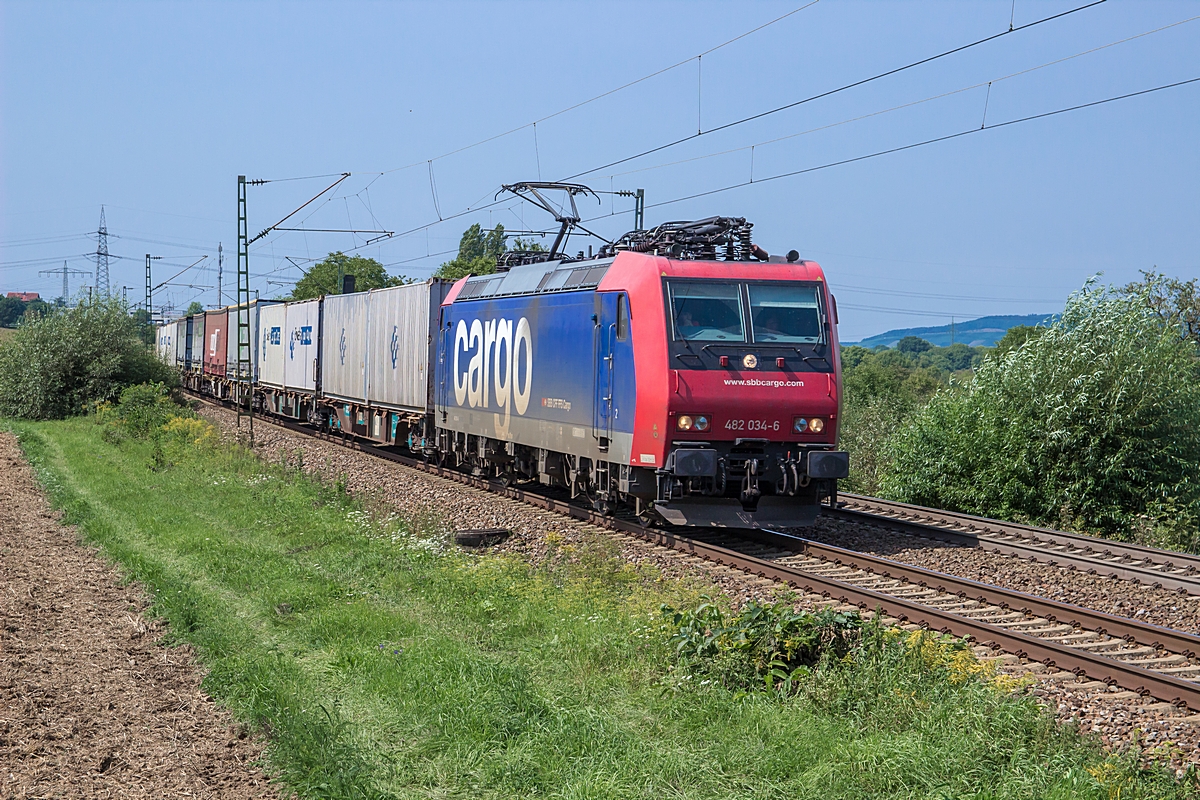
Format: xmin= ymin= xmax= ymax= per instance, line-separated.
xmin=108 ymin=383 xmax=181 ymax=438
xmin=882 ymin=280 xmax=1200 ymax=538
xmin=837 ymin=348 xmax=946 ymax=495
xmin=0 ymin=297 xmax=176 ymax=419
xmin=662 ymin=599 xmax=861 ymax=694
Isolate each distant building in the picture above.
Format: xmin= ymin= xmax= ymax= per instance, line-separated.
xmin=6 ymin=292 xmax=40 ymax=302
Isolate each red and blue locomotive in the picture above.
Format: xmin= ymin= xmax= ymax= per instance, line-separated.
xmin=434 ymin=213 xmax=848 ymax=527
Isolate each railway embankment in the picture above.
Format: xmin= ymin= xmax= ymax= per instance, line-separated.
xmin=4 ymin=402 xmax=1198 ymax=796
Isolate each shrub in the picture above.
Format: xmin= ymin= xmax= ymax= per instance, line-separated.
xmin=0 ymin=297 xmax=176 ymax=419
xmin=110 ymin=383 xmax=181 ymax=438
xmin=882 ymin=280 xmax=1200 ymax=538
xmin=662 ymin=599 xmax=861 ymax=694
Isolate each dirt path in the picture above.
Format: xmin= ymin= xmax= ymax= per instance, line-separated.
xmin=0 ymin=431 xmax=278 ymax=799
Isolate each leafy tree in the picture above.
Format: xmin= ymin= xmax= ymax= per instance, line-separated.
xmin=186 ymin=301 xmax=204 ymax=315
xmin=991 ymin=325 xmax=1045 ymax=357
xmin=920 ymin=342 xmax=979 ymax=373
xmin=895 ymin=336 xmax=933 ymax=356
xmin=1124 ymin=269 xmax=1199 ymax=345
xmin=882 ymin=280 xmax=1200 ymax=540
xmin=0 ymin=297 xmax=178 ymax=419
xmin=435 ymin=224 xmax=508 ymax=281
xmin=0 ymin=297 xmax=25 ymax=327
xmin=290 ymin=252 xmax=406 ymax=300
xmin=433 ymin=224 xmax=546 ymax=281
xmin=0 ymin=297 xmax=51 ymax=327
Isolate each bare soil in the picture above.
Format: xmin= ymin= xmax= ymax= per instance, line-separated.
xmin=0 ymin=431 xmax=278 ymax=799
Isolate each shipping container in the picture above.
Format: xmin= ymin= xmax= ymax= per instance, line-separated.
xmin=223 ymin=300 xmax=278 ymax=381
xmin=320 ymin=292 xmax=370 ymax=403
xmin=283 ymin=299 xmax=320 ymax=393
xmin=203 ymin=309 xmax=228 ymax=376
xmin=366 ymin=280 xmax=448 ymax=412
xmin=174 ymin=319 xmax=187 ymax=366
xmin=188 ymin=314 xmax=205 ymax=372
xmin=156 ymin=323 xmax=173 ymax=361
xmin=258 ymin=302 xmax=287 ymax=388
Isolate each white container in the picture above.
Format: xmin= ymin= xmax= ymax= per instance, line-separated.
xmin=223 ymin=300 xmax=278 ymax=381
xmin=156 ymin=323 xmax=173 ymax=361
xmin=189 ymin=314 xmax=206 ymax=372
xmin=175 ymin=319 xmax=187 ymax=366
xmin=365 ymin=280 xmax=444 ymax=413
xmin=258 ymin=302 xmax=288 ymax=388
xmin=283 ymin=298 xmax=321 ymax=393
xmin=321 ymin=292 xmax=370 ymax=403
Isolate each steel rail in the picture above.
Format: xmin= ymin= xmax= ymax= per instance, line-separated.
xmin=831 ymin=494 xmax=1200 ymax=595
xmin=740 ymin=528 xmax=1200 ymax=658
xmin=193 ymin=396 xmax=1200 ymax=709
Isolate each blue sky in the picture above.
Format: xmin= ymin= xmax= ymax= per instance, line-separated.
xmin=2 ymin=0 xmax=1196 ymax=341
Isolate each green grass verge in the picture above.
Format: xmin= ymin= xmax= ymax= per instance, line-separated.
xmin=7 ymin=415 xmax=1197 ymax=800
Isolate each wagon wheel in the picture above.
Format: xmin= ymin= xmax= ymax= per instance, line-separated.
xmin=496 ymin=466 xmax=516 ymax=488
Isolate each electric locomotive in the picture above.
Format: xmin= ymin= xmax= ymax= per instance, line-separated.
xmin=434 ymin=197 xmax=848 ymax=528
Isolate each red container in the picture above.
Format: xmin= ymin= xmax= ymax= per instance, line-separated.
xmin=203 ymin=309 xmax=228 ymax=376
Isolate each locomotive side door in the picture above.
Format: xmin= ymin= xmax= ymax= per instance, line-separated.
xmin=593 ymin=292 xmax=620 ymax=451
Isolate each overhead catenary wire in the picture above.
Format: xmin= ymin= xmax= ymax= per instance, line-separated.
xmin=597 ymin=13 xmax=1200 ymax=181
xmin=609 ymin=76 xmax=1200 ymax=215
xmin=308 ymin=0 xmax=1108 ymax=262
xmin=373 ymin=1 xmax=820 ymax=178
xmin=562 ymin=0 xmax=1107 ymax=181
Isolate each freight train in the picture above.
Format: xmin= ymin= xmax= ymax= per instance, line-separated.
xmin=160 ymin=211 xmax=849 ymax=528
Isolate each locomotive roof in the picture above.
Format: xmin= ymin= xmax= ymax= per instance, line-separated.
xmin=455 ymin=256 xmax=617 ymax=302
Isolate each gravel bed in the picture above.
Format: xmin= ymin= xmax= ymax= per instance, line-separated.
xmin=801 ymin=516 xmax=1200 ymax=636
xmin=199 ymin=404 xmax=1200 ymax=769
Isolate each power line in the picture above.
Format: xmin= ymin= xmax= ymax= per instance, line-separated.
xmin=598 ymin=14 xmax=1200 ymax=182
xmin=563 ymin=0 xmax=1107 ymax=181
xmin=627 ymin=76 xmax=1200 ymax=213
xmin=314 ymin=0 xmax=1106 ymax=258
xmin=374 ymin=1 xmax=820 ymax=177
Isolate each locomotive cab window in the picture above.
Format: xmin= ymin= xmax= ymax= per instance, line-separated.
xmin=668 ymin=282 xmax=745 ymax=342
xmin=749 ymin=284 xmax=822 ymax=343
xmin=616 ymin=294 xmax=630 ymax=341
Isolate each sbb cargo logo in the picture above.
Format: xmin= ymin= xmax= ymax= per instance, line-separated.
xmin=452 ymin=316 xmax=533 ymax=438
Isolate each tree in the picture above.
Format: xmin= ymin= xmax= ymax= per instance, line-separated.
xmin=0 ymin=297 xmax=177 ymax=419
xmin=1124 ymin=269 xmax=1199 ymax=345
xmin=991 ymin=325 xmax=1045 ymax=357
xmin=435 ymin=224 xmax=508 ymax=281
xmin=186 ymin=301 xmax=204 ymax=315
xmin=290 ymin=252 xmax=406 ymax=300
xmin=882 ymin=280 xmax=1200 ymax=539
xmin=895 ymin=336 xmax=933 ymax=356
xmin=0 ymin=297 xmax=25 ymax=327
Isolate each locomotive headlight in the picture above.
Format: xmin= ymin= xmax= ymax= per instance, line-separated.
xmin=693 ymin=415 xmax=710 ymax=432
xmin=793 ymin=417 xmax=808 ymax=433
xmin=809 ymin=417 xmax=825 ymax=433
xmin=677 ymin=415 xmax=694 ymax=431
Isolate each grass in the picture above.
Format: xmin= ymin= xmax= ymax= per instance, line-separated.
xmin=7 ymin=414 xmax=1198 ymax=800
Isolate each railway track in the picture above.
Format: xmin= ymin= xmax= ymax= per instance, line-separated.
xmin=196 ymin=397 xmax=1200 ymax=710
xmin=833 ymin=494 xmax=1200 ymax=595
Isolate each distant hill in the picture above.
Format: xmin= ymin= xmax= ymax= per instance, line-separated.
xmin=845 ymin=314 xmax=1056 ymax=349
